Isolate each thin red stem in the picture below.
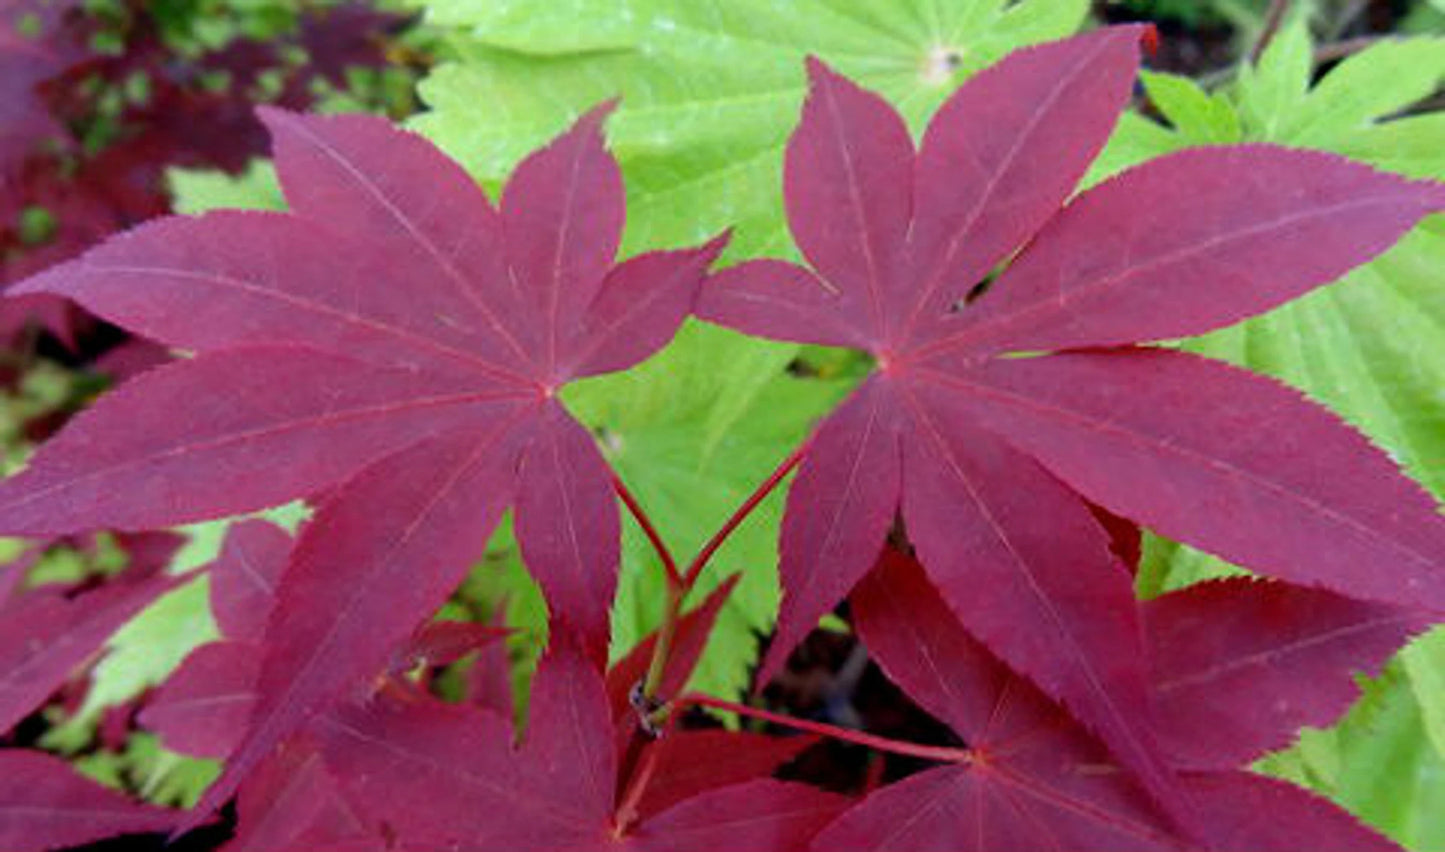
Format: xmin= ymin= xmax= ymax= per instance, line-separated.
xmin=612 ymin=473 xmax=682 ymax=589
xmin=613 ymin=713 xmax=671 ymax=836
xmin=680 ymin=441 xmax=809 ymax=590
xmin=638 ymin=439 xmax=810 ymax=702
xmin=613 ymin=742 xmax=660 ymax=835
xmin=679 ymin=693 xmax=971 ymax=765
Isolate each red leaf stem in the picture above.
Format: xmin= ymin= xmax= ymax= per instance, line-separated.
xmin=678 ymin=693 xmax=970 ymax=765
xmin=681 ymin=440 xmax=810 ymax=590
xmin=612 ymin=472 xmax=681 ymax=589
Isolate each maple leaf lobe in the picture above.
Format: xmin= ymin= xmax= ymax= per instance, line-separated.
xmin=702 ymin=25 xmax=1445 ymax=839
xmin=0 ymin=103 xmax=723 ymax=836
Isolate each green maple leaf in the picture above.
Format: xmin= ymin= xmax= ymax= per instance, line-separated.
xmin=412 ymin=0 xmax=1088 ymax=255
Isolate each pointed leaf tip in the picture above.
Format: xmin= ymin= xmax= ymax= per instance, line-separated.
xmin=699 ymin=229 xmax=733 ymax=261
xmin=252 ymin=103 xmax=293 ymax=128
xmin=572 ymin=98 xmax=620 ymax=137
xmin=1427 ymin=179 xmax=1445 ymax=209
xmin=253 ymin=104 xmax=324 ymax=147
xmin=1141 ymin=23 xmax=1161 ymax=57
xmin=802 ymin=55 xmax=831 ymax=83
xmin=800 ymin=55 xmax=872 ymax=103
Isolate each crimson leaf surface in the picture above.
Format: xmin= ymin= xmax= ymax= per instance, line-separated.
xmin=697 ymin=26 xmax=1445 ymax=824
xmin=313 ymin=631 xmax=846 ymax=851
xmin=0 ymin=103 xmax=724 ymax=824
xmin=820 ymin=550 xmax=1405 ymax=852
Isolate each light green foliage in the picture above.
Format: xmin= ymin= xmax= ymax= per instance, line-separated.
xmin=1103 ymin=22 xmax=1445 ymax=174
xmin=1259 ymin=664 xmax=1445 ymax=851
xmin=1234 ymin=17 xmax=1314 ymax=139
xmin=1138 ymin=70 xmax=1243 ymax=143
xmin=1402 ymin=629 xmax=1445 ymax=759
xmin=167 ymin=160 xmax=285 ymax=215
xmin=1102 ymin=22 xmax=1445 ymax=847
xmin=0 ymin=359 xmax=88 ymax=472
xmin=61 ymin=574 xmax=218 ymax=734
xmin=412 ymin=0 xmax=1087 ymax=256
xmin=124 ymin=733 xmax=220 ymax=808
xmin=73 ymin=733 xmax=219 ymax=808
xmin=567 ymin=322 xmax=849 ymax=697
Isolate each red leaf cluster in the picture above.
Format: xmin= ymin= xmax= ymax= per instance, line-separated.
xmin=0 ymin=0 xmax=409 ymax=345
xmin=1 ymin=24 xmax=1443 ymax=852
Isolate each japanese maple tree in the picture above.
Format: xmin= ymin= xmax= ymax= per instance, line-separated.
xmin=697 ymin=23 xmax=1445 ymax=829
xmin=0 ymin=99 xmax=725 ymax=826
xmin=0 ymin=21 xmax=1443 ymax=852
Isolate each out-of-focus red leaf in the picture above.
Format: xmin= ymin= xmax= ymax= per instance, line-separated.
xmin=298 ymin=2 xmax=407 ymax=87
xmin=465 ymin=599 xmax=514 ymax=719
xmin=1 ymin=0 xmax=411 ymax=346
xmin=0 ymin=750 xmax=176 ymax=851
xmin=91 ymin=337 xmax=172 ymax=382
xmin=139 ymin=640 xmax=258 ymax=759
xmin=1087 ymin=502 xmax=1142 ymax=572
xmin=393 ymin=620 xmax=510 ymax=673
xmin=0 ymin=570 xmax=180 ymax=734
xmin=316 ymin=630 xmax=845 ymax=851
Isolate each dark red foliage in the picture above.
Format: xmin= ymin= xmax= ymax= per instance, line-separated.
xmin=0 ymin=100 xmax=724 ymax=834
xmin=0 ymin=751 xmax=176 ymax=849
xmin=824 ymin=550 xmax=1407 ymax=851
xmin=697 ymin=25 xmax=1445 ymax=831
xmin=312 ymin=633 xmax=846 ymax=851
xmin=0 ymin=0 xmax=410 ymax=345
xmin=0 ymin=568 xmax=181 ymax=736
xmin=0 ymin=23 xmax=1442 ymax=852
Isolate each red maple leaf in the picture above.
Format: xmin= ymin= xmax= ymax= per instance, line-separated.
xmin=222 ymin=738 xmax=372 ymax=852
xmin=0 ymin=105 xmax=725 ymax=822
xmin=696 ymin=26 xmax=1445 ymax=825
xmin=819 ymin=549 xmax=1408 ymax=851
xmin=140 ymin=519 xmax=505 ymax=768
xmin=310 ymin=631 xmax=845 ymax=851
xmin=1143 ymin=577 xmax=1425 ymax=770
xmin=0 ymin=566 xmax=181 ymax=736
xmin=0 ymin=750 xmax=177 ymax=850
